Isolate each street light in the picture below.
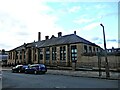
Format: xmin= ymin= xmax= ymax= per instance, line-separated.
xmin=100 ymin=23 xmax=110 ymax=78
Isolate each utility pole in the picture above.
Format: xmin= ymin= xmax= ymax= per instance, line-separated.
xmin=100 ymin=23 xmax=110 ymax=78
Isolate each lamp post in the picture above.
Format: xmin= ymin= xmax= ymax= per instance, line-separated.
xmin=100 ymin=23 xmax=110 ymax=78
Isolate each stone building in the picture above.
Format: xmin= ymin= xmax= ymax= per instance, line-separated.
xmin=7 ymin=31 xmax=103 ymax=68
xmin=0 ymin=49 xmax=8 ymax=66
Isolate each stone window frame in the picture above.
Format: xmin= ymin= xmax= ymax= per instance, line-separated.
xmin=39 ymin=48 xmax=43 ymax=60
xmin=52 ymin=47 xmax=57 ymax=60
xmin=89 ymin=46 xmax=92 ymax=52
xmin=34 ymin=48 xmax=37 ymax=61
xmin=60 ymin=46 xmax=66 ymax=61
xmin=16 ymin=51 xmax=19 ymax=59
xmin=45 ymin=47 xmax=50 ymax=60
xmin=84 ymin=45 xmax=88 ymax=53
xmin=20 ymin=51 xmax=22 ymax=60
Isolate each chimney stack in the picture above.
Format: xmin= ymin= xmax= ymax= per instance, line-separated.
xmin=58 ymin=32 xmax=62 ymax=37
xmin=45 ymin=36 xmax=49 ymax=40
xmin=38 ymin=32 xmax=41 ymax=41
xmin=74 ymin=31 xmax=76 ymax=35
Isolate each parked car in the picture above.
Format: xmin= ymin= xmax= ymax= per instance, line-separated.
xmin=25 ymin=64 xmax=47 ymax=74
xmin=21 ymin=65 xmax=29 ymax=73
xmin=12 ymin=65 xmax=23 ymax=73
xmin=12 ymin=65 xmax=28 ymax=73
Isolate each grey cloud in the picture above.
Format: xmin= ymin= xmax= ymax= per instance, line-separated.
xmin=107 ymin=39 xmax=117 ymax=42
xmin=92 ymin=37 xmax=102 ymax=41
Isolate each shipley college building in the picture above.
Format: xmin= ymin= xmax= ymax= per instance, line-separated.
xmin=7 ymin=31 xmax=119 ymax=69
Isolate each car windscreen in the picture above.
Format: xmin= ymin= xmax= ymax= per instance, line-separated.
xmin=40 ymin=64 xmax=45 ymax=68
xmin=16 ymin=65 xmax=22 ymax=68
xmin=22 ymin=66 xmax=28 ymax=69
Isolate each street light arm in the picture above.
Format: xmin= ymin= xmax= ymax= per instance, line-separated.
xmin=100 ymin=23 xmax=104 ymax=27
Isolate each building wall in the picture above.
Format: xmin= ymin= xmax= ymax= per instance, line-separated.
xmin=7 ymin=43 xmax=120 ymax=69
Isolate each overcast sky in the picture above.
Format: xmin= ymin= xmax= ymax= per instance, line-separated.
xmin=0 ymin=0 xmax=119 ymax=51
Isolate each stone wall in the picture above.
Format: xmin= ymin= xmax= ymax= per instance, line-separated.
xmin=76 ymin=55 xmax=119 ymax=69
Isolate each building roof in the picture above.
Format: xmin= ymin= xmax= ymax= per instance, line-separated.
xmin=9 ymin=42 xmax=34 ymax=51
xmin=9 ymin=33 xmax=101 ymax=51
xmin=36 ymin=34 xmax=100 ymax=48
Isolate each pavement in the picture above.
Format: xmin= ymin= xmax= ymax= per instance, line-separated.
xmin=1 ymin=66 xmax=120 ymax=80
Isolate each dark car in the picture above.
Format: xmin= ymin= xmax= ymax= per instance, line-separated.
xmin=21 ymin=65 xmax=29 ymax=72
xmin=12 ymin=65 xmax=28 ymax=73
xmin=12 ymin=65 xmax=23 ymax=73
xmin=25 ymin=64 xmax=47 ymax=74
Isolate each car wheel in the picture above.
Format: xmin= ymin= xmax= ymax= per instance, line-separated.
xmin=41 ymin=72 xmax=45 ymax=74
xmin=18 ymin=70 xmax=21 ymax=73
xmin=12 ymin=70 xmax=14 ymax=73
xmin=34 ymin=71 xmax=37 ymax=74
xmin=25 ymin=70 xmax=27 ymax=74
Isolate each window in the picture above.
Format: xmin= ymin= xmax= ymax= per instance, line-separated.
xmin=11 ymin=52 xmax=12 ymax=59
xmin=24 ymin=50 xmax=26 ymax=59
xmin=20 ymin=51 xmax=22 ymax=59
xmin=84 ymin=45 xmax=88 ymax=53
xmin=63 ymin=46 xmax=66 ymax=60
xmin=89 ymin=46 xmax=92 ymax=52
xmin=39 ymin=48 xmax=43 ymax=60
xmin=16 ymin=51 xmax=18 ymax=59
xmin=71 ymin=45 xmax=77 ymax=61
xmin=34 ymin=49 xmax=37 ymax=61
xmin=93 ymin=47 xmax=95 ymax=52
xmin=52 ymin=47 xmax=56 ymax=60
xmin=45 ymin=47 xmax=50 ymax=60
xmin=60 ymin=46 xmax=66 ymax=61
xmin=8 ymin=52 xmax=11 ymax=59
xmin=60 ymin=47 xmax=63 ymax=60
xmin=96 ymin=48 xmax=99 ymax=52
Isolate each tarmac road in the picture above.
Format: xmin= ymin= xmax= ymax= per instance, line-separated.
xmin=2 ymin=70 xmax=118 ymax=89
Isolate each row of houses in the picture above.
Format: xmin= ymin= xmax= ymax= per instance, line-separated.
xmin=7 ymin=31 xmax=119 ymax=69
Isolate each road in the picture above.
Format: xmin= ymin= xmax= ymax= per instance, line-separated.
xmin=2 ymin=70 xmax=118 ymax=88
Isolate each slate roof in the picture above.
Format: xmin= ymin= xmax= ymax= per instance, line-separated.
xmin=9 ymin=34 xmax=100 ymax=51
xmin=36 ymin=34 xmax=100 ymax=48
xmin=9 ymin=42 xmax=34 ymax=51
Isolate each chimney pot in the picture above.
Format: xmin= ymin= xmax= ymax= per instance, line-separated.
xmin=45 ymin=36 xmax=49 ymax=40
xmin=58 ymin=32 xmax=62 ymax=37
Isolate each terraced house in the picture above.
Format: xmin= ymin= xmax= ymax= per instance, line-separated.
xmin=7 ymin=31 xmax=102 ymax=68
